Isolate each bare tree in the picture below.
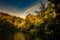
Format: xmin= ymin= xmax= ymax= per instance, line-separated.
xmin=39 ymin=0 xmax=46 ymax=18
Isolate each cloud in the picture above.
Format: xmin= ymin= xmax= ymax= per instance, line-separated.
xmin=17 ymin=3 xmax=40 ymax=18
xmin=18 ymin=1 xmax=48 ymax=18
xmin=9 ymin=1 xmax=48 ymax=18
xmin=0 ymin=0 xmax=48 ymax=18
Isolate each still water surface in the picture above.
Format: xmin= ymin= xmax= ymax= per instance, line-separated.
xmin=0 ymin=31 xmax=41 ymax=40
xmin=14 ymin=32 xmax=25 ymax=40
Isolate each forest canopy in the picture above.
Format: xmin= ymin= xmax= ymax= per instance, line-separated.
xmin=0 ymin=0 xmax=60 ymax=40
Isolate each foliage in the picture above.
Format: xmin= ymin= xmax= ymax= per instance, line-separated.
xmin=0 ymin=0 xmax=60 ymax=39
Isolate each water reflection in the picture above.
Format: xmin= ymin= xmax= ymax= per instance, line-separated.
xmin=0 ymin=31 xmax=14 ymax=40
xmin=14 ymin=32 xmax=41 ymax=40
xmin=14 ymin=32 xmax=25 ymax=40
xmin=0 ymin=31 xmax=43 ymax=40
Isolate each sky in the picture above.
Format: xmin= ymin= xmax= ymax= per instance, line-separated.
xmin=0 ymin=0 xmax=48 ymax=18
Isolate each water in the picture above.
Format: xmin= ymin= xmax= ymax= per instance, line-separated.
xmin=14 ymin=32 xmax=34 ymax=40
xmin=0 ymin=31 xmax=42 ymax=40
xmin=14 ymin=32 xmax=25 ymax=40
xmin=0 ymin=31 xmax=31 ymax=40
xmin=0 ymin=31 xmax=14 ymax=40
xmin=14 ymin=32 xmax=41 ymax=40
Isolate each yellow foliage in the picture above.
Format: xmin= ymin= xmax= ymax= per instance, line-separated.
xmin=18 ymin=20 xmax=26 ymax=28
xmin=0 ymin=2 xmax=58 ymax=30
xmin=43 ymin=15 xmax=48 ymax=19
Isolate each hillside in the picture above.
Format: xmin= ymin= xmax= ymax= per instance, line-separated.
xmin=0 ymin=2 xmax=58 ymax=32
xmin=0 ymin=0 xmax=60 ymax=40
xmin=0 ymin=12 xmax=25 ymax=31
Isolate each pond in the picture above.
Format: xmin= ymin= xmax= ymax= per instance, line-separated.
xmin=14 ymin=32 xmax=25 ymax=40
xmin=14 ymin=32 xmax=37 ymax=40
xmin=0 ymin=31 xmax=44 ymax=40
